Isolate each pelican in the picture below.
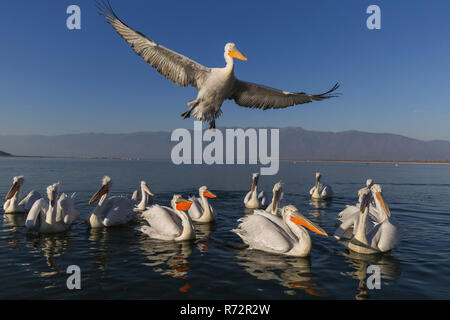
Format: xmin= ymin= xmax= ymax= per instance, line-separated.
xmin=243 ymin=173 xmax=266 ymax=209
xmin=337 ymin=186 xmax=401 ymax=254
xmin=137 ymin=195 xmax=195 ymax=241
xmin=310 ymin=172 xmax=333 ymax=200
xmin=133 ymin=181 xmax=155 ymax=212
xmin=25 ymin=183 xmax=80 ymax=234
xmin=337 ymin=179 xmax=374 ymax=224
xmin=233 ymin=204 xmax=328 ymax=257
xmin=88 ymin=176 xmax=136 ymax=228
xmin=264 ymin=182 xmax=283 ymax=215
xmin=98 ymin=2 xmax=340 ymax=129
xmin=335 ymin=179 xmax=381 ymax=239
xmin=3 ymin=176 xmax=41 ymax=213
xmin=187 ymin=186 xmax=217 ymax=223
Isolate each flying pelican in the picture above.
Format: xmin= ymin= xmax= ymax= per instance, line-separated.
xmin=187 ymin=186 xmax=217 ymax=223
xmin=243 ymin=173 xmax=266 ymax=209
xmin=133 ymin=181 xmax=155 ymax=212
xmin=310 ymin=172 xmax=333 ymax=200
xmin=3 ymin=176 xmax=41 ymax=214
xmin=25 ymin=183 xmax=80 ymax=234
xmin=336 ymin=186 xmax=401 ymax=254
xmin=264 ymin=182 xmax=283 ymax=215
xmin=137 ymin=195 xmax=195 ymax=241
xmin=97 ymin=2 xmax=340 ymax=129
xmin=233 ymin=204 xmax=328 ymax=257
xmin=88 ymin=176 xmax=136 ymax=228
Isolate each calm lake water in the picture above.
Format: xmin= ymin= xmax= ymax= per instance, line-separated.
xmin=0 ymin=157 xmax=449 ymax=299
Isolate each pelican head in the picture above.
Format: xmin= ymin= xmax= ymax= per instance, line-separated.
xmin=270 ymin=182 xmax=283 ymax=214
xmin=5 ymin=175 xmax=25 ymax=200
xmin=46 ymin=182 xmax=60 ymax=207
xmin=225 ymin=43 xmax=248 ymax=61
xmin=359 ymin=188 xmax=371 ymax=214
xmin=366 ymin=179 xmax=374 ymax=188
xmin=199 ymin=186 xmax=217 ymax=199
xmin=315 ymin=172 xmax=322 ymax=182
xmin=171 ymin=194 xmax=193 ymax=212
xmin=371 ymin=184 xmax=391 ymax=218
xmin=89 ymin=176 xmax=112 ymax=205
xmin=282 ymin=205 xmax=328 ymax=236
xmin=141 ymin=181 xmax=155 ymax=197
xmin=251 ymin=173 xmax=259 ymax=191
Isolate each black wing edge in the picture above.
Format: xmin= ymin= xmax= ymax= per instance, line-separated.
xmin=307 ymin=82 xmax=341 ymax=101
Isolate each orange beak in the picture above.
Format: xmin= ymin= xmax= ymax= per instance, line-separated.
xmin=176 ymin=200 xmax=193 ymax=211
xmin=290 ymin=212 xmax=328 ymax=236
xmin=375 ymin=192 xmax=391 ymax=217
xmin=228 ymin=47 xmax=248 ymax=61
xmin=203 ymin=191 xmax=216 ymax=199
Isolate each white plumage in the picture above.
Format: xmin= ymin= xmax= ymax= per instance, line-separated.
xmin=137 ymin=195 xmax=195 ymax=241
xmin=310 ymin=172 xmax=333 ymax=200
xmin=3 ymin=175 xmax=41 ymax=214
xmin=233 ymin=204 xmax=328 ymax=257
xmin=243 ymin=173 xmax=266 ymax=209
xmin=88 ymin=176 xmax=136 ymax=228
xmin=187 ymin=186 xmax=217 ymax=223
xmin=25 ymin=183 xmax=80 ymax=234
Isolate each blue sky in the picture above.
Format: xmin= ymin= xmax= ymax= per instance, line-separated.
xmin=0 ymin=0 xmax=449 ymax=140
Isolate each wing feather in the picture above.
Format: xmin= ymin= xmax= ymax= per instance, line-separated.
xmin=98 ymin=1 xmax=210 ymax=89
xmin=230 ymin=81 xmax=340 ymax=110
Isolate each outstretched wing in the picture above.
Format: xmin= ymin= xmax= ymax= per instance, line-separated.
xmin=98 ymin=1 xmax=211 ymax=89
xmin=230 ymin=81 xmax=340 ymax=110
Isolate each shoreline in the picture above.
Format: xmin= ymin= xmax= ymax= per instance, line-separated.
xmin=2 ymin=155 xmax=450 ymax=165
xmin=280 ymin=159 xmax=450 ymax=165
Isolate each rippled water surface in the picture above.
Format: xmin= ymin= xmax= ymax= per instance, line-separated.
xmin=1 ymin=157 xmax=449 ymax=299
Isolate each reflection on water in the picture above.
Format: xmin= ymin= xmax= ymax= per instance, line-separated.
xmin=308 ymin=199 xmax=331 ymax=218
xmin=236 ymin=249 xmax=327 ymax=297
xmin=195 ymin=223 xmax=215 ymax=254
xmin=25 ymin=233 xmax=71 ymax=268
xmin=140 ymin=237 xmax=194 ymax=292
xmin=339 ymin=249 xmax=401 ymax=300
xmin=88 ymin=228 xmax=114 ymax=271
xmin=3 ymin=213 xmax=26 ymax=229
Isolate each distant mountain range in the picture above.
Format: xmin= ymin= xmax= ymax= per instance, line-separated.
xmin=0 ymin=150 xmax=11 ymax=156
xmin=1 ymin=127 xmax=450 ymax=161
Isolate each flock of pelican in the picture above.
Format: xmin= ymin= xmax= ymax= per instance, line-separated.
xmin=2 ymin=172 xmax=401 ymax=258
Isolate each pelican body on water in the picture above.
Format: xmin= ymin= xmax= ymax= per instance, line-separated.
xmin=3 ymin=176 xmax=41 ymax=214
xmin=98 ymin=1 xmax=339 ymax=129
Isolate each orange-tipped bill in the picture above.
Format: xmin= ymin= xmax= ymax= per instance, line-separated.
xmin=5 ymin=182 xmax=20 ymax=200
xmin=290 ymin=211 xmax=328 ymax=236
xmin=89 ymin=185 xmax=109 ymax=205
xmin=228 ymin=47 xmax=248 ymax=61
xmin=176 ymin=200 xmax=193 ymax=211
xmin=375 ymin=192 xmax=391 ymax=217
xmin=143 ymin=184 xmax=155 ymax=197
xmin=203 ymin=191 xmax=216 ymax=199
